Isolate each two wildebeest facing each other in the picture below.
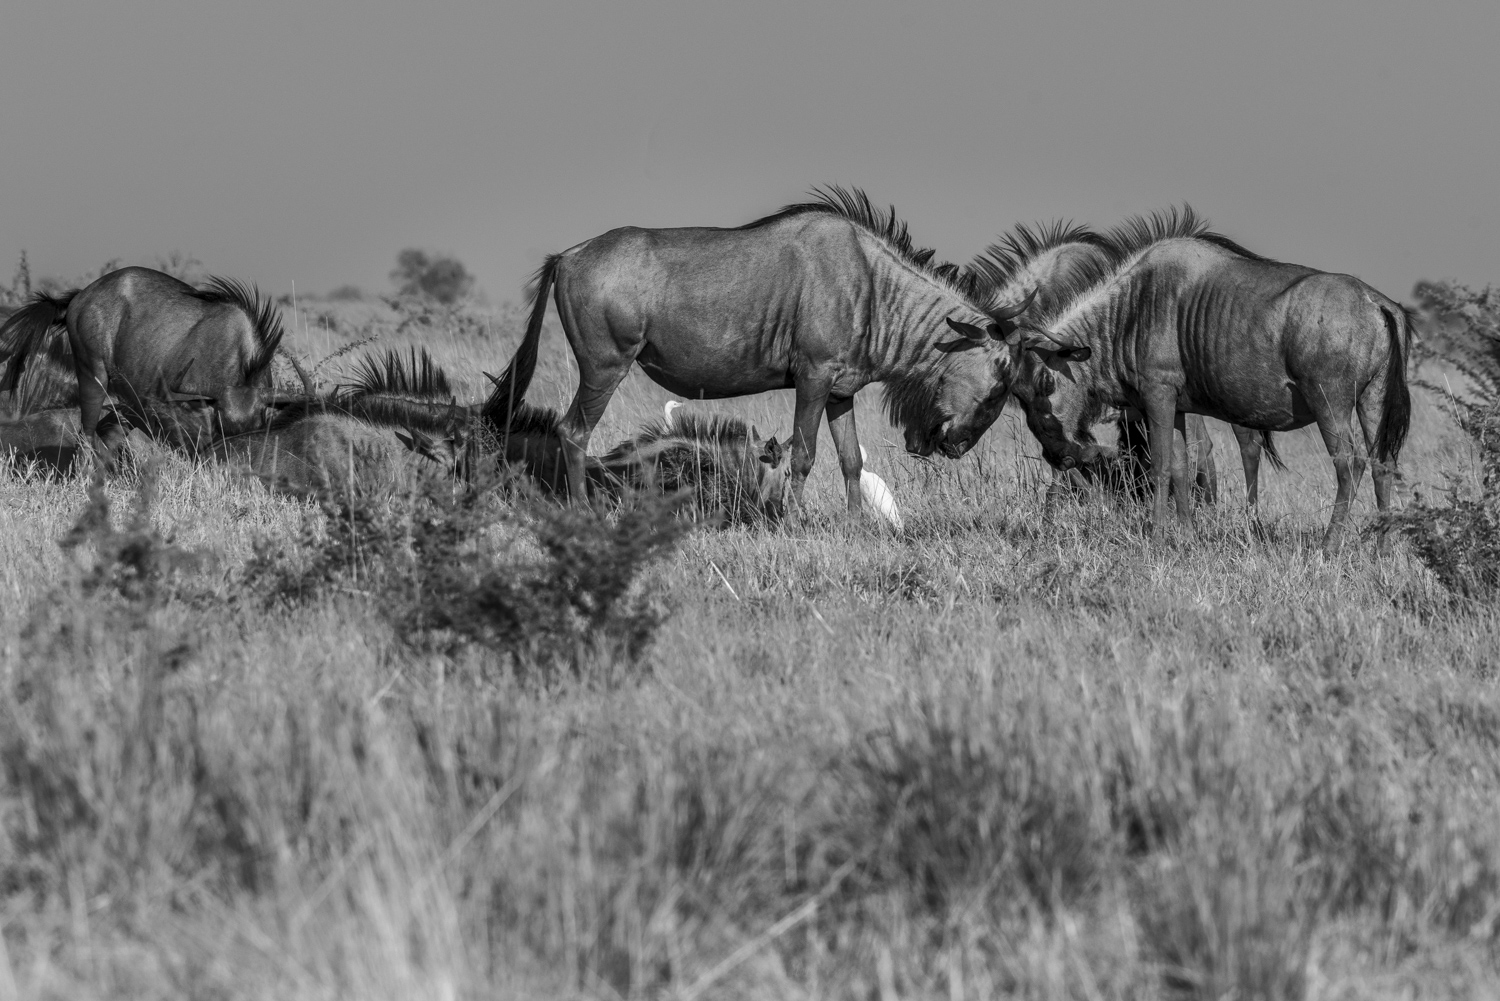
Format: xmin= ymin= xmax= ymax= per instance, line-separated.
xmin=484 ymin=186 xmax=1088 ymax=515
xmin=956 ymin=219 xmax=1274 ymax=511
xmin=998 ymin=208 xmax=1410 ymax=546
xmin=0 ymin=267 xmax=307 ymax=470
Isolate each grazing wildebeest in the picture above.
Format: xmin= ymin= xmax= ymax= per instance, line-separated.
xmin=1009 ymin=207 xmax=1411 ymax=546
xmin=0 ymin=267 xmax=300 ymax=470
xmin=484 ymin=187 xmax=1085 ymax=512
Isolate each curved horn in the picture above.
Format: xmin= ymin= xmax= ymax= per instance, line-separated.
xmin=991 ymin=287 xmax=1037 ymax=321
xmin=281 ymin=347 xmax=316 ymax=397
xmin=169 ymin=359 xmax=196 ymax=393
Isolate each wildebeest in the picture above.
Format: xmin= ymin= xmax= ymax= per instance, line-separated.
xmin=216 ymin=347 xmax=469 ymax=494
xmin=484 ymin=186 xmax=1085 ymax=513
xmin=475 ymin=376 xmax=792 ymax=523
xmin=1009 ymin=207 xmax=1411 ymax=546
xmin=0 ymin=267 xmax=303 ymax=470
xmin=598 ymin=412 xmax=790 ymax=524
xmin=958 ymin=220 xmax=1273 ymax=511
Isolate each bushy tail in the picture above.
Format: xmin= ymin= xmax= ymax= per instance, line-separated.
xmin=1373 ymin=306 xmax=1412 ymax=463
xmin=0 ymin=291 xmax=77 ymax=393
xmin=1258 ymin=430 xmax=1287 ymax=471
xmin=481 ymin=253 xmax=561 ymax=430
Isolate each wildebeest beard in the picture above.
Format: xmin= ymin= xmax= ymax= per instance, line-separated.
xmin=882 ymin=368 xmax=949 ymax=457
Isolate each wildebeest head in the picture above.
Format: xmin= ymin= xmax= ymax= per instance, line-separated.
xmin=159 ymin=362 xmax=300 ymax=440
xmin=1008 ymin=335 xmax=1114 ymax=477
xmin=748 ymin=426 xmax=791 ymax=518
xmin=900 ymin=290 xmax=1090 ymax=458
xmin=395 ymin=423 xmax=472 ymax=475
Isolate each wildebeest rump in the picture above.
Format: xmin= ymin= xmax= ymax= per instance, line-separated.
xmin=484 ymin=187 xmax=1085 ymax=514
xmin=0 ymin=267 xmax=296 ymax=470
xmin=1010 ymin=208 xmax=1411 ymax=545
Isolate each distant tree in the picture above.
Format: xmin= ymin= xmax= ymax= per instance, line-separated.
xmin=327 ymin=284 xmax=365 ymax=302
xmin=390 ymin=248 xmax=474 ymax=305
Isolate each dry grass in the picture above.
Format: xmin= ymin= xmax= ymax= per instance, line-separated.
xmin=1 ymin=299 xmax=1497 ymax=1000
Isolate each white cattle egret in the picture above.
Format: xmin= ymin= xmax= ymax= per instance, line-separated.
xmin=858 ymin=445 xmax=903 ymax=530
xmin=663 ymin=400 xmax=684 ymax=427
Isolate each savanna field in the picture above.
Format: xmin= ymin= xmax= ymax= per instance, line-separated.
xmin=3 ymin=290 xmax=1500 ymax=1000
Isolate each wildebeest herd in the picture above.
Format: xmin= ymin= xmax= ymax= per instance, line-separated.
xmin=0 ymin=187 xmax=1411 ymax=546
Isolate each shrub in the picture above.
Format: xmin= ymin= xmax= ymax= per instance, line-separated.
xmin=1392 ymin=281 xmax=1500 ymax=598
xmin=244 ymin=466 xmax=694 ymax=685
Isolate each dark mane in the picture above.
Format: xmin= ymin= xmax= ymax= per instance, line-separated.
xmin=192 ymin=276 xmax=286 ymax=375
xmin=342 ymin=346 xmax=454 ymax=401
xmin=266 ymin=394 xmax=468 ymax=434
xmin=738 ymin=185 xmax=942 ymax=274
xmin=1106 ymin=204 xmax=1273 ymax=262
xmin=1027 ymin=206 xmax=1278 ymax=325
xmin=968 ymin=221 xmax=1117 ymax=290
xmin=504 ymin=402 xmax=563 ymax=438
xmin=634 ymin=411 xmax=753 ymax=448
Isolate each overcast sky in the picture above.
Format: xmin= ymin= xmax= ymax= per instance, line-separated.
xmin=2 ymin=0 xmax=1495 ymax=302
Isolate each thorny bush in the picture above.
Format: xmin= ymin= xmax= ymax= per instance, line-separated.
xmin=1394 ymin=281 xmax=1500 ymax=599
xmin=245 ymin=465 xmax=694 ymax=685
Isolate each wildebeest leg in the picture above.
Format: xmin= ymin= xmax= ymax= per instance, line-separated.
xmin=1143 ymin=389 xmax=1189 ymax=539
xmin=824 ymin=395 xmax=863 ymax=516
xmin=789 ymin=379 xmax=831 ymax=508
xmin=1231 ymin=425 xmax=1263 ymax=512
xmin=1308 ymin=390 xmax=1359 ymax=548
xmin=1186 ymin=416 xmax=1217 ymax=505
xmin=76 ymin=362 xmax=115 ymax=473
xmin=1354 ymin=384 xmax=1391 ymax=510
xmin=560 ymin=348 xmax=640 ymax=501
xmin=1170 ymin=414 xmax=1193 ymax=519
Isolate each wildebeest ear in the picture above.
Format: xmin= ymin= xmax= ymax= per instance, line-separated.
xmin=751 ymin=424 xmax=762 ymax=444
xmin=945 ymin=317 xmax=988 ymax=342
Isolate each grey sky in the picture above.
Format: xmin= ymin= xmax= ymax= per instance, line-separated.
xmin=3 ymin=0 xmax=1495 ymax=302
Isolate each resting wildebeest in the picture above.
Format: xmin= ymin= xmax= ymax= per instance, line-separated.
xmin=0 ymin=267 xmax=304 ymax=471
xmin=484 ymin=186 xmax=1085 ymax=513
xmin=217 ymin=347 xmax=469 ymax=494
xmin=473 ymin=376 xmax=791 ymax=522
xmin=1009 ymin=207 xmax=1411 ymax=546
xmin=598 ymin=412 xmax=790 ymax=523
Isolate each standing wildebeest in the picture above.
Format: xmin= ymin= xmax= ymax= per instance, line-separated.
xmin=1009 ymin=208 xmax=1411 ymax=546
xmin=0 ymin=267 xmax=300 ymax=470
xmin=964 ymin=220 xmax=1274 ymax=510
xmin=484 ymin=187 xmax=1085 ymax=512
